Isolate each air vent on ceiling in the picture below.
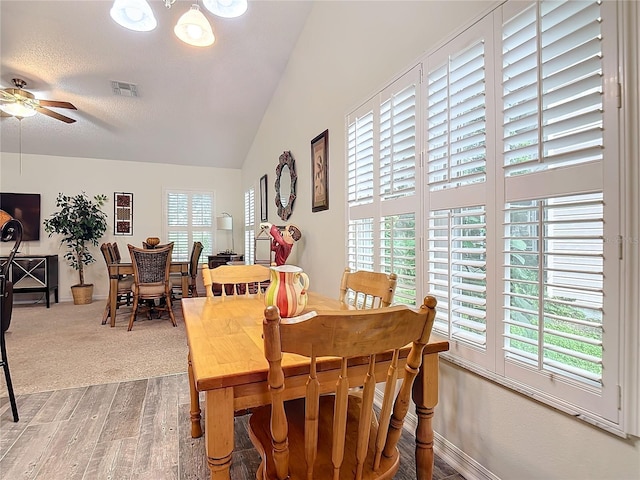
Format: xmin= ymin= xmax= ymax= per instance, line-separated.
xmin=111 ymin=81 xmax=138 ymax=97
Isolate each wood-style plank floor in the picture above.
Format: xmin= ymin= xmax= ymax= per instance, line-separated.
xmin=0 ymin=373 xmax=464 ymax=480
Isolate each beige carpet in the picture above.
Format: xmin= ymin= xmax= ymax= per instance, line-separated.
xmin=0 ymin=299 xmax=189 ymax=397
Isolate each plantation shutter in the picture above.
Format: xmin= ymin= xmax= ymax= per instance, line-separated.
xmin=244 ymin=187 xmax=255 ymax=265
xmin=423 ymin=15 xmax=493 ymax=362
xmin=347 ymin=66 xmax=420 ymax=305
xmin=500 ymin=0 xmax=618 ymax=418
xmin=502 ymin=0 xmax=604 ymax=176
xmin=165 ymin=190 xmax=214 ymax=261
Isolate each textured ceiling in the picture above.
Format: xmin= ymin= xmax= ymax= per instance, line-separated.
xmin=0 ymin=0 xmax=312 ymax=168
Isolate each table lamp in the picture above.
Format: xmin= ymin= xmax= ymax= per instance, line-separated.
xmin=216 ymin=212 xmax=234 ymax=254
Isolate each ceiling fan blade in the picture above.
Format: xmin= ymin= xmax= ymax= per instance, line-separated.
xmin=36 ymin=106 xmax=76 ymax=123
xmin=0 ymin=90 xmax=17 ymax=102
xmin=38 ymin=99 xmax=77 ymax=110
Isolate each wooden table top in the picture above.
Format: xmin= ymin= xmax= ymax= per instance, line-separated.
xmin=181 ymin=293 xmax=449 ymax=392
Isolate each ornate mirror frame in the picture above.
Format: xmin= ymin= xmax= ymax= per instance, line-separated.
xmin=274 ymin=151 xmax=297 ymax=221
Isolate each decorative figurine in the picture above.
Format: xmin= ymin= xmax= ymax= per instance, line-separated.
xmin=260 ymin=222 xmax=302 ymax=266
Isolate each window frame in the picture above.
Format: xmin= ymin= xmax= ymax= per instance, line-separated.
xmin=162 ymin=188 xmax=216 ymax=262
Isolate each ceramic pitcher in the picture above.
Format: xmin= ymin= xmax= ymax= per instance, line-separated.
xmin=264 ymin=265 xmax=310 ymax=318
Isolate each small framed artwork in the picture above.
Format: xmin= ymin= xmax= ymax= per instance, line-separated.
xmin=114 ymin=192 xmax=133 ymax=235
xmin=311 ymin=129 xmax=329 ymax=212
xmin=260 ymin=174 xmax=268 ymax=221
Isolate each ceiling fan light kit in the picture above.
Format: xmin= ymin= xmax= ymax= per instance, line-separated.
xmin=109 ymin=0 xmax=246 ymax=47
xmin=110 ymin=0 xmax=158 ymax=32
xmin=0 ymin=79 xmax=77 ymax=123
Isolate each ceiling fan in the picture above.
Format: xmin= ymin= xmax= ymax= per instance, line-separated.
xmin=0 ymin=78 xmax=77 ymax=123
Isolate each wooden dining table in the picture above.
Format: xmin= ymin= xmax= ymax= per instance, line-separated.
xmin=182 ymin=293 xmax=449 ymax=480
xmin=107 ymin=261 xmax=189 ymax=327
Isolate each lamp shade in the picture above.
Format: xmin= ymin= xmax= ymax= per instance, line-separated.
xmin=174 ymin=4 xmax=215 ymax=47
xmin=110 ymin=0 xmax=157 ymax=32
xmin=216 ymin=216 xmax=233 ymax=230
xmin=202 ymin=0 xmax=247 ymax=18
xmin=0 ymin=102 xmax=37 ymax=118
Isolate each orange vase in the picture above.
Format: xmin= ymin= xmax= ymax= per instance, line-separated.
xmin=264 ymin=265 xmax=309 ymax=318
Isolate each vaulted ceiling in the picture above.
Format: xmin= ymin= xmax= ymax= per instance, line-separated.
xmin=0 ymin=0 xmax=312 ymax=168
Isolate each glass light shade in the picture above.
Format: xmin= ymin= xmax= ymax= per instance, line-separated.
xmin=216 ymin=216 xmax=233 ymax=230
xmin=110 ymin=0 xmax=157 ymax=32
xmin=0 ymin=102 xmax=37 ymax=118
xmin=174 ymin=5 xmax=215 ymax=47
xmin=203 ymin=0 xmax=247 ymax=18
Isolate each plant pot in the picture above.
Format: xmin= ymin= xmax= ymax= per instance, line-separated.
xmin=71 ymin=284 xmax=93 ymax=305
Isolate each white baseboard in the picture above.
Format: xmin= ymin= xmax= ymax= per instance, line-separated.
xmin=403 ymin=409 xmax=500 ymax=480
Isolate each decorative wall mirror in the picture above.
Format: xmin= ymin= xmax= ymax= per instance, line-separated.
xmin=274 ymin=151 xmax=297 ymax=221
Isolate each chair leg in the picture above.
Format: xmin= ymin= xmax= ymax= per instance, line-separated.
xmin=166 ymin=294 xmax=177 ymax=327
xmin=1 ymin=341 xmax=19 ymax=422
xmin=128 ymin=295 xmax=139 ymax=331
xmin=101 ymin=298 xmax=110 ymax=325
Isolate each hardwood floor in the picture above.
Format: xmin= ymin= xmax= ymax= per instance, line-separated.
xmin=0 ymin=373 xmax=464 ymax=480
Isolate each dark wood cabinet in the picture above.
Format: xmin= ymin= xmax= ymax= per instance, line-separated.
xmin=207 ymin=253 xmax=244 ymax=269
xmin=0 ymin=254 xmax=59 ymax=308
xmin=207 ymin=254 xmax=244 ymax=296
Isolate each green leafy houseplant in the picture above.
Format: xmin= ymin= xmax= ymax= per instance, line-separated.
xmin=44 ymin=192 xmax=108 ymax=290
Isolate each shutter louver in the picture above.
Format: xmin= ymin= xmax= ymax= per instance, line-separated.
xmin=166 ymin=190 xmax=215 ymax=261
xmin=503 ymin=0 xmax=603 ymax=176
xmin=380 ymin=213 xmax=416 ymax=306
xmin=244 ymin=187 xmax=255 ymax=265
xmin=347 ymin=218 xmax=374 ymax=272
xmin=428 ymin=207 xmax=487 ymax=347
xmin=503 ymin=193 xmax=604 ymax=385
xmin=380 ymin=85 xmax=417 ymax=200
xmin=348 ymin=112 xmax=375 ymax=206
xmin=427 ymin=40 xmax=487 ymax=191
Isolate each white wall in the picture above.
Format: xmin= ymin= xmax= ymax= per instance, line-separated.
xmin=241 ymin=1 xmax=640 ymax=479
xmin=0 ymin=152 xmax=242 ymax=302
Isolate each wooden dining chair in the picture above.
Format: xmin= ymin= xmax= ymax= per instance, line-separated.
xmin=202 ymin=264 xmax=270 ymax=297
xmin=100 ymin=243 xmax=133 ymax=325
xmin=127 ymin=243 xmax=176 ymax=331
xmin=172 ymin=241 xmax=203 ymax=298
xmin=339 ymin=267 xmax=398 ymax=309
xmin=249 ymin=296 xmax=437 ymax=480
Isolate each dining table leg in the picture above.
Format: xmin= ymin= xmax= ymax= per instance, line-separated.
xmin=188 ymin=352 xmax=203 ymax=438
xmin=205 ymin=387 xmax=235 ymax=480
xmin=413 ymin=353 xmax=440 ymax=480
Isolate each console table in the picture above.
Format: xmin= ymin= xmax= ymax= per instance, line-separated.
xmin=0 ymin=254 xmax=59 ymax=308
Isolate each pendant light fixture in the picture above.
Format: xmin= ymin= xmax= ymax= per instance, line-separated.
xmin=174 ymin=4 xmax=215 ymax=47
xmin=109 ymin=0 xmax=245 ymax=46
xmin=202 ymin=0 xmax=247 ymax=19
xmin=110 ymin=0 xmax=157 ymax=32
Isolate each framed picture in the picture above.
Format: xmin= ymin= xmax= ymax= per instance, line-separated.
xmin=260 ymin=174 xmax=268 ymax=221
xmin=114 ymin=192 xmax=133 ymax=235
xmin=311 ymin=129 xmax=329 ymax=212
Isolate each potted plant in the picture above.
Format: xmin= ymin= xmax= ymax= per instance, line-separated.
xmin=44 ymin=192 xmax=108 ymax=305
